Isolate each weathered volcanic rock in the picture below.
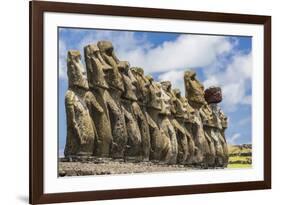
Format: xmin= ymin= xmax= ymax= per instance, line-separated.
xmin=204 ymin=87 xmax=222 ymax=104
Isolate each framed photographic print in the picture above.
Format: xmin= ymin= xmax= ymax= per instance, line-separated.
xmin=29 ymin=0 xmax=271 ymax=204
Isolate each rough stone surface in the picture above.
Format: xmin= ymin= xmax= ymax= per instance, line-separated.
xmin=63 ymin=41 xmax=230 ymax=174
xmin=204 ymin=86 xmax=222 ymax=104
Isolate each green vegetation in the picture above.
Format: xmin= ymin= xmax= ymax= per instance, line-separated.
xmin=227 ymin=144 xmax=252 ymax=169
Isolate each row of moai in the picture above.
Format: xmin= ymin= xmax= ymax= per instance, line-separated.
xmin=64 ymin=41 xmax=229 ymax=167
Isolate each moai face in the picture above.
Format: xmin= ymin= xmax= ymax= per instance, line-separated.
xmin=146 ymin=75 xmax=162 ymax=110
xmin=184 ymin=71 xmax=205 ymax=109
xmin=161 ymin=81 xmax=176 ymax=114
xmin=159 ymin=83 xmax=172 ymax=115
xmin=97 ymin=41 xmax=125 ymax=92
xmin=84 ymin=44 xmax=110 ymax=89
xmin=219 ymin=109 xmax=228 ymax=129
xmin=120 ymin=65 xmax=138 ymax=101
xmin=172 ymin=88 xmax=188 ymax=118
xmin=131 ymin=67 xmax=150 ymax=105
xmin=67 ymin=50 xmax=89 ymax=90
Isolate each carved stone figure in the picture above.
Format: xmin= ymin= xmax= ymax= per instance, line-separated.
xmin=158 ymin=82 xmax=178 ymax=164
xmin=146 ymin=75 xmax=173 ymax=162
xmin=84 ymin=44 xmax=113 ymax=157
xmin=64 ymin=50 xmax=99 ymax=157
xmin=184 ymin=71 xmax=213 ymax=167
xmin=119 ymin=65 xmax=143 ymax=160
xmin=200 ymin=103 xmax=218 ymax=166
xmin=172 ymin=88 xmax=196 ymax=164
xmin=95 ymin=41 xmax=129 ymax=159
xmin=64 ymin=41 xmax=229 ymax=168
xmin=128 ymin=68 xmax=152 ymax=161
xmin=204 ymin=86 xmax=228 ymax=167
xmin=219 ymin=109 xmax=229 ymax=166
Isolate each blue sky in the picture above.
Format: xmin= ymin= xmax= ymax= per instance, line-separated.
xmin=58 ymin=27 xmax=252 ymax=156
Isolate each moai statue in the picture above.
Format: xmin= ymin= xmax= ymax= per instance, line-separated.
xmin=129 ymin=67 xmax=152 ymax=161
xmin=94 ymin=41 xmax=129 ymax=159
xmin=64 ymin=50 xmax=101 ymax=157
xmin=119 ymin=64 xmax=143 ymax=161
xmin=158 ymin=82 xmax=178 ymax=164
xmin=84 ymin=44 xmax=127 ymax=159
xmin=145 ymin=75 xmax=173 ymax=163
xmin=184 ymin=71 xmax=213 ymax=167
xmin=172 ymin=88 xmax=196 ymax=165
xmin=219 ymin=108 xmax=229 ymax=165
xmin=199 ymin=102 xmax=218 ymax=167
xmin=204 ymin=87 xmax=228 ymax=167
xmin=84 ymin=44 xmax=112 ymax=157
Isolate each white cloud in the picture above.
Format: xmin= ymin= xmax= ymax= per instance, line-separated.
xmin=158 ymin=70 xmax=185 ymax=95
xmin=59 ymin=32 xmax=234 ymax=79
xmin=120 ymin=35 xmax=233 ymax=73
xmin=203 ymin=52 xmax=252 ymax=112
xmin=228 ymin=133 xmax=241 ymax=145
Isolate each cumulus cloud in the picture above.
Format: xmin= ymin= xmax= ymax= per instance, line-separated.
xmin=203 ymin=52 xmax=252 ymax=112
xmin=59 ymin=30 xmax=234 ymax=78
xmin=158 ymin=70 xmax=185 ymax=95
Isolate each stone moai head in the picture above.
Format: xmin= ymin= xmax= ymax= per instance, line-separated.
xmin=84 ymin=44 xmax=110 ymax=89
xmin=97 ymin=41 xmax=125 ymax=92
xmin=146 ymin=75 xmax=162 ymax=110
xmin=119 ymin=63 xmax=138 ymax=101
xmin=204 ymin=86 xmax=222 ymax=104
xmin=172 ymin=88 xmax=188 ymax=117
xmin=159 ymin=83 xmax=172 ymax=115
xmin=161 ymin=81 xmax=176 ymax=114
xmin=131 ymin=67 xmax=150 ymax=105
xmin=67 ymin=50 xmax=89 ymax=90
xmin=219 ymin=109 xmax=228 ymax=129
xmin=184 ymin=71 xmax=205 ymax=109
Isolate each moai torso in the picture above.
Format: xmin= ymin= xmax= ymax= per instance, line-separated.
xmin=64 ymin=50 xmax=97 ymax=157
xmin=184 ymin=71 xmax=212 ymax=167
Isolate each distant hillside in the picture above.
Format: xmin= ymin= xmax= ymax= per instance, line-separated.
xmin=227 ymin=144 xmax=252 ymax=168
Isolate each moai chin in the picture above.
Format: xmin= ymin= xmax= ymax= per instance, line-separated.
xmin=64 ymin=50 xmax=97 ymax=157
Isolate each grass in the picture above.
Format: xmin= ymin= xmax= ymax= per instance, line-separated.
xmin=227 ymin=163 xmax=252 ymax=169
xmin=227 ymin=144 xmax=252 ymax=169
